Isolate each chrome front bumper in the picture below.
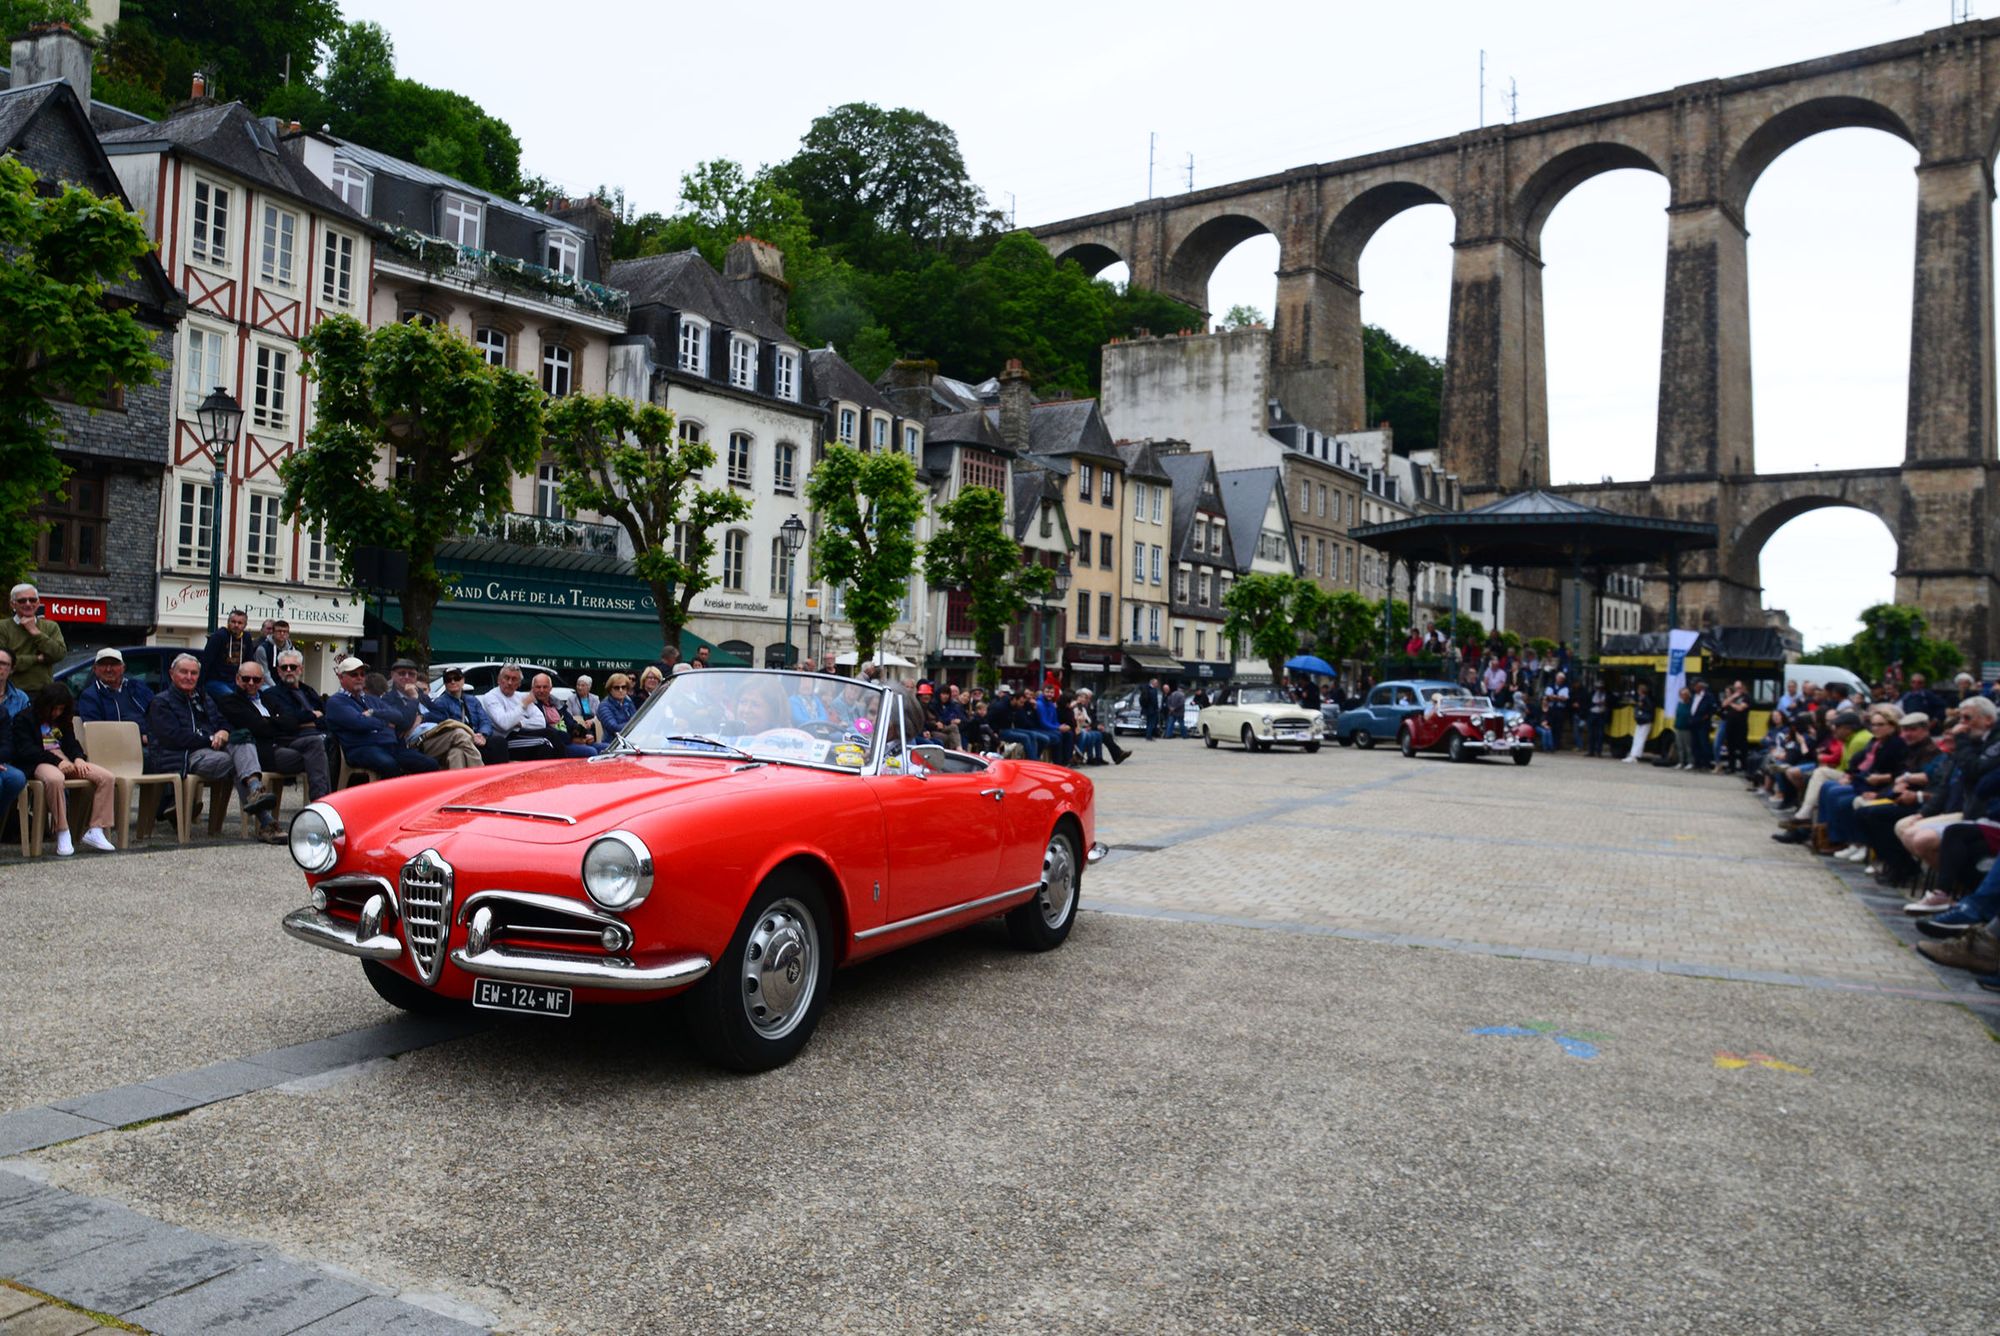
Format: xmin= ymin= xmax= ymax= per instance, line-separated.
xmin=448 ymin=945 xmax=711 ymax=991
xmin=1087 ymin=841 xmax=1109 ymax=864
xmin=1468 ymin=735 xmax=1534 ymax=750
xmin=282 ymin=906 xmax=403 ymax=960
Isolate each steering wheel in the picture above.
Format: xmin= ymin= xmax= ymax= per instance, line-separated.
xmin=743 ymin=727 xmax=818 ymax=749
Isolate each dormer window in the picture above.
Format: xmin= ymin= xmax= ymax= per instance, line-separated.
xmin=774 ymin=348 xmax=799 ymax=401
xmin=872 ymin=417 xmax=888 ymax=451
xmin=902 ymin=424 xmax=919 ymax=457
xmin=441 ymin=194 xmax=482 ymax=249
xmin=330 ymin=161 xmax=370 ymax=212
xmin=838 ymin=407 xmax=857 ymax=445
xmin=729 ymin=335 xmax=757 ymax=390
xmin=678 ymin=317 xmax=707 ymax=375
xmin=546 ymin=232 xmax=581 ymax=281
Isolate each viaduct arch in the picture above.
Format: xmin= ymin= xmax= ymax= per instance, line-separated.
xmin=1033 ymin=21 xmax=2000 ymax=659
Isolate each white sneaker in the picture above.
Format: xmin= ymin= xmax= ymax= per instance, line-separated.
xmin=81 ymin=828 xmax=115 ymax=852
xmin=54 ymin=830 xmax=74 ymax=857
xmin=1621 ymin=756 xmax=1636 ymax=763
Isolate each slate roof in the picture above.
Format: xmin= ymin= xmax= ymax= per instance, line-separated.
xmin=329 ymin=135 xmax=566 ymax=234
xmin=0 ymin=64 xmax=148 ymax=130
xmin=1115 ymin=440 xmax=1171 ymax=484
xmin=1461 ymin=489 xmax=1623 ymax=518
xmin=100 ymin=101 xmax=368 ymax=226
xmin=1011 ymin=462 xmax=1066 ymax=541
xmin=807 ymin=347 xmax=894 ymax=413
xmin=607 ymin=249 xmax=791 ymax=345
xmin=0 ymin=80 xmax=181 ymax=321
xmin=925 ymin=407 xmax=1011 ymax=452
xmin=1156 ymin=451 xmax=1224 ymax=563
xmin=1026 ymin=398 xmax=1116 ymax=459
xmin=1217 ymin=467 xmax=1285 ymax=572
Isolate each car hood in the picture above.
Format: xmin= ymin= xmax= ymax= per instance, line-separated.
xmin=394 ymin=755 xmax=825 ymax=843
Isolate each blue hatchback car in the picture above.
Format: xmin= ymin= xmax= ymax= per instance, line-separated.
xmin=1333 ymin=679 xmax=1458 ymax=748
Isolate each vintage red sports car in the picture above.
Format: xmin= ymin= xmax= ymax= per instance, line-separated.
xmin=1397 ymin=693 xmax=1538 ymax=765
xmin=282 ymin=668 xmax=1104 ymax=1070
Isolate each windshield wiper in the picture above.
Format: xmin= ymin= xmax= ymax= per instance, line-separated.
xmin=655 ymin=733 xmax=755 ymax=760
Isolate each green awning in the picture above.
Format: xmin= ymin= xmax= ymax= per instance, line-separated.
xmin=383 ymin=603 xmax=743 ymax=669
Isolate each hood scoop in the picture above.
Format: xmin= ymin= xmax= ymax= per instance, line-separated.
xmin=437 ymin=804 xmax=577 ymax=825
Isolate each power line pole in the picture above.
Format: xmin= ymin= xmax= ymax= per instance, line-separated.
xmin=1006 ymin=191 xmax=1016 ymax=229
xmin=1147 ymin=132 xmax=1157 ymax=199
xmin=1185 ymin=152 xmax=1194 ymax=192
xmin=1478 ymin=49 xmax=1486 ymax=128
xmin=1507 ymin=77 xmax=1518 ymax=123
xmin=1953 ymin=1 xmax=1974 ymax=24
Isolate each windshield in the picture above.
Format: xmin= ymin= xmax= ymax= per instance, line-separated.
xmin=1435 ymin=694 xmax=1494 ymax=712
xmin=1239 ymin=687 xmax=1291 ymax=706
xmin=617 ymin=669 xmax=883 ymax=771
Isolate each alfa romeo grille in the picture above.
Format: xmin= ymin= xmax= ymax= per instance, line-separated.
xmin=399 ymin=849 xmax=454 ymax=984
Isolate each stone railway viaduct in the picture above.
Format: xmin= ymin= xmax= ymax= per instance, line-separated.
xmin=1033 ymin=21 xmax=2000 ymax=659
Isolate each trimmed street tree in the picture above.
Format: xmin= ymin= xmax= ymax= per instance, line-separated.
xmin=1313 ymin=590 xmax=1379 ymax=668
xmin=806 ymin=444 xmax=925 ymax=666
xmin=924 ymin=484 xmax=1053 ymax=689
xmin=545 ymin=393 xmax=750 ymax=654
xmin=0 ymin=154 xmax=165 ymax=587
xmin=1221 ymin=572 xmax=1329 ymax=684
xmin=280 ymin=314 xmax=544 ymax=667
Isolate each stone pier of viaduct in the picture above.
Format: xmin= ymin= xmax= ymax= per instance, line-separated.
xmin=1034 ymin=21 xmax=2000 ymax=659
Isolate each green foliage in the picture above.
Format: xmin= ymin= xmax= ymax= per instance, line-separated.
xmin=1310 ymin=590 xmax=1380 ymax=666
xmin=1220 ymin=304 xmax=1265 ymax=329
xmin=544 ymin=394 xmax=750 ymax=649
xmin=280 ymin=315 xmax=545 ymax=667
xmin=99 ymin=0 xmax=341 ymax=113
xmin=1363 ymin=324 xmax=1443 ymax=454
xmin=308 ymin=24 xmax=523 ymax=195
xmin=1 ymin=0 xmax=91 ymax=39
xmin=806 ymin=445 xmax=925 ymax=664
xmin=771 ymin=102 xmax=991 ymax=266
xmin=1489 ymin=628 xmax=1523 ymax=655
xmin=1840 ymin=603 xmax=1962 ymax=682
xmin=924 ymin=485 xmax=1054 ymax=689
xmin=1437 ymin=611 xmax=1484 ymax=645
xmin=1221 ymin=573 xmax=1327 ymax=682
xmin=1804 ymin=642 xmax=1856 ymax=671
xmin=0 ymin=156 xmax=164 ymax=587
xmin=1526 ymin=636 xmax=1558 ymax=656
xmin=1373 ymin=597 xmax=1411 ymax=652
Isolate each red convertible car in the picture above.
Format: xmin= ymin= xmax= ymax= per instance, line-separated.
xmin=282 ymin=669 xmax=1104 ymax=1070
xmin=1398 ymin=694 xmax=1538 ymax=765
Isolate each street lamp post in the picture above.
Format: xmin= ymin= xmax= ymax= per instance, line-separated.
xmin=1039 ymin=559 xmax=1072 ymax=685
xmin=779 ymin=513 xmax=806 ymax=668
xmin=195 ymin=387 xmax=245 ymax=636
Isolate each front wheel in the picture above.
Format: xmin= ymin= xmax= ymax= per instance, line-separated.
xmin=1399 ymin=726 xmax=1416 ymax=758
xmin=362 ymin=959 xmax=464 ymax=1016
xmin=687 ymin=875 xmax=832 ymax=1072
xmin=1202 ymin=725 xmax=1218 ymax=749
xmin=1241 ymin=725 xmax=1257 ymax=752
xmin=1006 ymin=828 xmax=1080 ymax=951
xmin=1512 ymin=750 xmax=1533 ymax=766
xmin=1352 ymin=729 xmax=1375 ymax=750
xmin=1305 ymin=741 xmax=1322 ymax=754
xmin=1447 ymin=732 xmax=1468 ymax=763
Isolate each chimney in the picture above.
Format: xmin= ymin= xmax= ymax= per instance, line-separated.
xmin=10 ymin=23 xmax=93 ymax=106
xmin=546 ymin=196 xmax=617 ymax=276
xmin=723 ymin=236 xmax=791 ymax=329
xmin=998 ymin=358 xmax=1032 ymax=453
xmin=880 ymin=359 xmax=938 ymax=425
xmin=190 ymin=71 xmax=206 ymax=99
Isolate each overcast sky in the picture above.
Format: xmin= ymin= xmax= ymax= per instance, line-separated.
xmin=341 ymin=0 xmax=1975 ymax=650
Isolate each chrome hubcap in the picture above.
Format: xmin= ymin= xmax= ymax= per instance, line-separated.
xmin=742 ymin=897 xmax=818 ymax=1039
xmin=1039 ymin=838 xmax=1076 ymax=929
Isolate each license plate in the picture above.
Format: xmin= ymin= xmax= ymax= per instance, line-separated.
xmin=472 ymin=978 xmax=572 ymax=1017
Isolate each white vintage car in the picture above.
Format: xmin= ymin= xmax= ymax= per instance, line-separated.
xmin=1198 ymin=684 xmax=1325 ymax=753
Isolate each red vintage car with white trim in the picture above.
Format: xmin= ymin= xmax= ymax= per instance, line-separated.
xmin=282 ymin=669 xmax=1103 ymax=1070
xmin=1397 ymin=693 xmax=1538 ymax=765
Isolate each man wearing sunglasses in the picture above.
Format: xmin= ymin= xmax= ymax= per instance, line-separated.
xmin=214 ymin=661 xmax=327 ymax=838
xmin=1 ymin=582 xmax=65 ymax=696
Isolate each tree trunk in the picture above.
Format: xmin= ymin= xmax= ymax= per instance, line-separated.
xmin=402 ymin=561 xmax=442 ymax=671
xmin=649 ymin=577 xmax=684 ymax=660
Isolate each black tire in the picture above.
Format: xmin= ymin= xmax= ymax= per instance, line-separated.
xmin=687 ymin=873 xmax=833 ymax=1073
xmin=1399 ymin=726 xmax=1416 ymax=758
xmin=1305 ymin=741 xmax=1321 ymax=754
xmin=1241 ymin=725 xmax=1256 ymax=752
xmin=1447 ymin=732 xmax=1468 ymax=763
xmin=1202 ymin=725 xmax=1218 ymax=750
xmin=1512 ymin=750 xmax=1533 ymax=766
xmin=1006 ymin=827 xmax=1081 ymax=951
xmin=1352 ymin=730 xmax=1375 ymax=750
xmin=1337 ymin=734 xmax=1354 ymax=748
xmin=362 ymin=959 xmax=464 ymax=1016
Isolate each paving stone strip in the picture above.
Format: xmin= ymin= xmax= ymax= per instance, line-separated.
xmin=0 ymin=1017 xmax=490 ymax=1334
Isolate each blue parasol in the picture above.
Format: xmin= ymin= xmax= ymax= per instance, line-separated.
xmin=1284 ymin=654 xmax=1336 ymax=676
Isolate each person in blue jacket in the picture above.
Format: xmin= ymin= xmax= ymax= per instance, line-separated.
xmin=323 ymin=656 xmax=440 ymax=778
xmin=75 ymin=648 xmax=154 ymax=739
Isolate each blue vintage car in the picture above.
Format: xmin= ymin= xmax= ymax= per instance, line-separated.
xmin=1333 ymin=679 xmax=1459 ymax=748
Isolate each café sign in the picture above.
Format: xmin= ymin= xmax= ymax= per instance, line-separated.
xmin=157 ymin=580 xmax=365 ymax=634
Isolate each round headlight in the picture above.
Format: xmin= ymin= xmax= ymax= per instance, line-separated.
xmin=289 ymin=803 xmax=342 ymax=873
xmin=583 ymin=830 xmax=653 ymax=911
xmin=1260 ymin=714 xmax=1274 ymax=726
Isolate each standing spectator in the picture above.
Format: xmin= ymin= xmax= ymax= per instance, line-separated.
xmin=1140 ymin=677 xmax=1161 ymax=740
xmin=1545 ymin=672 xmax=1571 ymax=752
xmin=598 ymin=673 xmax=638 ymax=737
xmin=75 ymin=648 xmax=153 ymax=736
xmin=30 ymin=684 xmax=119 ymax=854
xmin=1688 ymin=679 xmax=1719 ymax=771
xmin=1523 ymin=693 xmax=1554 ymax=752
xmin=324 ymin=657 xmax=440 ymax=778
xmin=1624 ymin=683 xmax=1656 ymax=763
xmin=1899 ymin=673 xmax=1948 ymax=721
xmin=817 ymin=651 xmax=838 ymax=675
xmin=1163 ymin=682 xmax=1188 ymax=739
xmin=214 ymin=662 xmax=330 ymax=819
xmin=1721 ymin=681 xmax=1754 ymax=774
xmin=199 ymin=608 xmax=256 ymax=692
xmin=254 ymin=620 xmax=296 ymax=675
xmin=148 ymin=652 xmax=279 ymax=817
xmin=1672 ymin=687 xmax=1696 ymax=769
xmin=1 ymin=582 xmax=66 ymax=696
xmin=1585 ymin=681 xmax=1610 ymax=757
xmin=692 ymin=646 xmax=712 ymax=669
xmin=652 ymin=645 xmax=681 ymax=681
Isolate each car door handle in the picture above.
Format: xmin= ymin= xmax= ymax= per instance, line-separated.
xmin=979 ymin=788 xmax=1005 ymax=801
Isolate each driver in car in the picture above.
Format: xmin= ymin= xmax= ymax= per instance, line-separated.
xmin=725 ymin=675 xmax=792 ymax=742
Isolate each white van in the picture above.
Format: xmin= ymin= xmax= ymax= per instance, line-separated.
xmin=1786 ymin=663 xmax=1871 ymax=706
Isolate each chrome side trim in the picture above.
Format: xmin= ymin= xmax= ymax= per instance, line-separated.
xmin=1087 ymin=842 xmax=1109 ymax=864
xmin=438 ymin=804 xmax=578 ymax=825
xmin=282 ymin=906 xmax=403 ymax=960
xmin=457 ymin=890 xmax=633 ymax=951
xmin=449 ymin=945 xmax=711 ymax=990
xmin=852 ymin=881 xmax=1041 ymax=941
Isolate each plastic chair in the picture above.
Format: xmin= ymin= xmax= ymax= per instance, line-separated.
xmin=16 ymin=773 xmax=101 ymax=856
xmin=241 ymin=770 xmax=298 ymax=836
xmin=78 ymin=721 xmax=185 ymax=848
xmin=337 ymin=756 xmax=384 ymax=789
